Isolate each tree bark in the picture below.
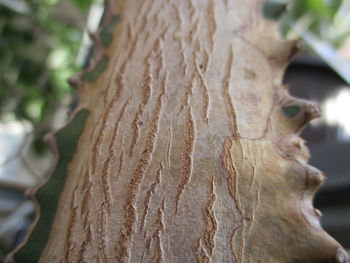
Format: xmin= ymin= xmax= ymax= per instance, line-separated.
xmin=10 ymin=0 xmax=349 ymax=262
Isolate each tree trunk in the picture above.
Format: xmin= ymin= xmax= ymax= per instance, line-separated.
xmin=9 ymin=0 xmax=349 ymax=262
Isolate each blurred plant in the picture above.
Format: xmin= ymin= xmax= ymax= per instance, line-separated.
xmin=0 ymin=0 xmax=94 ymax=256
xmin=264 ymin=0 xmax=350 ymax=47
xmin=264 ymin=0 xmax=350 ymax=84
xmin=0 ymin=0 xmax=93 ymax=155
xmin=290 ymin=0 xmax=350 ymax=47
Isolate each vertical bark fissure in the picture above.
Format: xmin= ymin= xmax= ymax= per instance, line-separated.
xmin=175 ymin=107 xmax=196 ymax=213
xmin=64 ymin=185 xmax=79 ymax=263
xmin=222 ymin=47 xmax=239 ymax=136
xmin=97 ymin=211 xmax=108 ymax=263
xmin=78 ymin=224 xmax=92 ymax=263
xmin=166 ymin=121 xmax=172 ymax=171
xmin=207 ymin=0 xmax=217 ymax=52
xmin=193 ymin=176 xmax=217 ymax=263
xmin=195 ymin=58 xmax=210 ymax=124
xmin=100 ymin=98 xmax=129 ymax=215
xmin=140 ymin=162 xmax=164 ymax=232
xmin=129 ymin=54 xmax=153 ymax=156
xmin=153 ymin=199 xmax=165 ymax=263
xmin=192 ymin=238 xmax=210 ymax=263
xmin=202 ymin=178 xmax=217 ymax=257
xmin=180 ymin=72 xmax=196 ymax=114
xmin=78 ymin=166 xmax=93 ymax=263
xmin=224 ymin=142 xmax=243 ymax=262
xmin=115 ymin=73 xmax=166 ymax=262
xmin=90 ymin=96 xmax=116 ymax=175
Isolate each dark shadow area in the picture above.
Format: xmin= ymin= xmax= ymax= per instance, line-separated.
xmin=285 ymin=54 xmax=350 ymax=248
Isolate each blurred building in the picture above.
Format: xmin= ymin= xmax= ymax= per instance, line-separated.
xmin=285 ymin=53 xmax=350 ymax=249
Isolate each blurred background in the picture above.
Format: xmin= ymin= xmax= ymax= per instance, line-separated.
xmin=0 ymin=0 xmax=349 ymax=260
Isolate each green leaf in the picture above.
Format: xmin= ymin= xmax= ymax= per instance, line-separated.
xmin=262 ymin=1 xmax=288 ymax=20
xmin=307 ymin=0 xmax=328 ymax=16
xmin=279 ymin=14 xmax=292 ymax=37
xmin=13 ymin=110 xmax=89 ymax=263
xmin=72 ymin=0 xmax=94 ymax=12
xmin=32 ymin=131 xmax=49 ymax=156
xmin=100 ymin=15 xmax=120 ymax=48
xmin=82 ymin=55 xmax=109 ymax=82
xmin=282 ymin=105 xmax=301 ymax=118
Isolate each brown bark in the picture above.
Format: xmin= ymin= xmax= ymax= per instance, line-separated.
xmin=19 ymin=0 xmax=350 ymax=262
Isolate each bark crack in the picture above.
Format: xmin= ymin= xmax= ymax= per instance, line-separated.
xmin=115 ymin=74 xmax=166 ymax=262
xmin=175 ymin=107 xmax=196 ymax=213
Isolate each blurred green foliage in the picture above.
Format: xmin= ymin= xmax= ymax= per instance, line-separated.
xmin=289 ymin=0 xmax=350 ymax=47
xmin=0 ymin=0 xmax=93 ymax=154
xmin=265 ymin=0 xmax=350 ymax=48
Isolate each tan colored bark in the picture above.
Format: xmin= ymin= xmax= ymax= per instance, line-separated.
xmin=34 ymin=0 xmax=349 ymax=262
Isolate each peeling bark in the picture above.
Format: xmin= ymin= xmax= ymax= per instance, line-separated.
xmin=8 ymin=0 xmax=349 ymax=262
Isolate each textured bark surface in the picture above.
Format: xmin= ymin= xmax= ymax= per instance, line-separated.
xmin=10 ymin=0 xmax=350 ymax=262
